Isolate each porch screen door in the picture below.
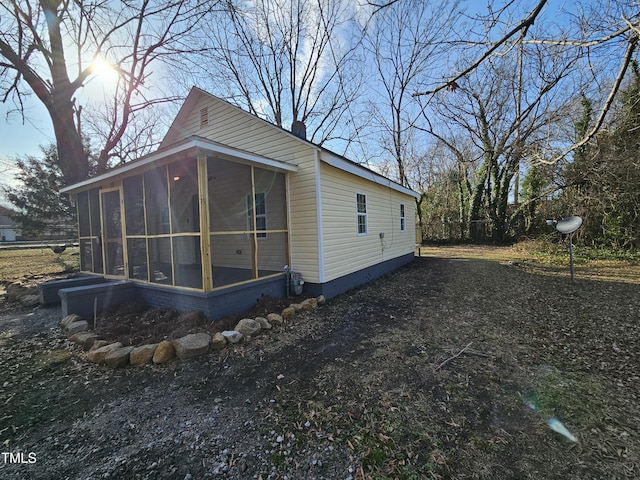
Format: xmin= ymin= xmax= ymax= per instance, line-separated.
xmin=100 ymin=189 xmax=125 ymax=276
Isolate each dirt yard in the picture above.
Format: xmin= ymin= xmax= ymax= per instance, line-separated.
xmin=1 ymin=245 xmax=639 ymax=479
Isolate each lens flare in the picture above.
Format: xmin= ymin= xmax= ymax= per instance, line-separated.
xmin=548 ymin=418 xmax=578 ymax=443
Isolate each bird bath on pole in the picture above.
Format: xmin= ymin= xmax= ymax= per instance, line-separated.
xmin=553 ymin=216 xmax=583 ymax=281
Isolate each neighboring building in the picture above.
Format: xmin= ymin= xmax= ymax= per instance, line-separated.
xmin=58 ymin=87 xmax=418 ymax=320
xmin=0 ymin=206 xmax=20 ymax=242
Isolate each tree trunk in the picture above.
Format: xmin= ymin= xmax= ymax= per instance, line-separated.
xmin=48 ymin=102 xmax=89 ymax=185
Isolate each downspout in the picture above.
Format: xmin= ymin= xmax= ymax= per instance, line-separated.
xmin=314 ymin=148 xmax=326 ymax=284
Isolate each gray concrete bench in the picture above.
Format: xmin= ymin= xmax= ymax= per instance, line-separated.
xmin=39 ymin=276 xmax=107 ymax=305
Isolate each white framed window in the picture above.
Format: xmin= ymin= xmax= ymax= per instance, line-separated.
xmin=247 ymin=192 xmax=267 ymax=238
xmin=400 ymin=203 xmax=406 ymax=232
xmin=356 ymin=192 xmax=367 ymax=235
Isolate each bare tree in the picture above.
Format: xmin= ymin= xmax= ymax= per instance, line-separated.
xmin=413 ymin=0 xmax=640 ymax=165
xmin=190 ymin=0 xmax=366 ymax=151
xmin=365 ymin=0 xmax=459 ymax=187
xmin=421 ymin=39 xmax=578 ymax=242
xmin=0 ymin=0 xmax=215 ymax=185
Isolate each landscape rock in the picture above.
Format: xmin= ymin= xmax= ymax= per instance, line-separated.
xmin=266 ymin=313 xmax=283 ymax=325
xmin=267 ymin=313 xmax=283 ymax=325
xmin=6 ymin=284 xmax=36 ymax=303
xmin=5 ymin=283 xmax=25 ymax=302
xmin=290 ymin=303 xmax=303 ymax=312
xmin=281 ymin=306 xmax=296 ymax=320
xmin=90 ymin=340 xmax=110 ymax=350
xmin=104 ymin=346 xmax=134 ymax=369
xmin=316 ymin=295 xmax=326 ymax=305
xmin=221 ymin=331 xmax=243 ymax=344
xmin=173 ymin=333 xmax=211 ymax=360
xmin=254 ymin=316 xmax=272 ymax=330
xmin=129 ymin=344 xmax=158 ymax=366
xmin=210 ymin=333 xmax=227 ymax=351
xmin=65 ymin=320 xmax=89 ymax=335
xmin=301 ymin=298 xmax=318 ymax=310
xmin=69 ymin=332 xmax=98 ymax=350
xmin=61 ymin=314 xmax=81 ymax=327
xmin=235 ymin=318 xmax=262 ymax=337
xmin=20 ymin=294 xmax=40 ymax=307
xmin=86 ymin=342 xmax=123 ymax=364
xmin=153 ymin=340 xmax=176 ymax=364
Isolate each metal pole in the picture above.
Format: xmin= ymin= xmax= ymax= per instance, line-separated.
xmin=569 ymin=232 xmax=575 ymax=282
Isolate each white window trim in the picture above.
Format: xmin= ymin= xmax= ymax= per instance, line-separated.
xmin=356 ymin=192 xmax=367 ymax=236
xmin=400 ymin=203 xmax=406 ymax=232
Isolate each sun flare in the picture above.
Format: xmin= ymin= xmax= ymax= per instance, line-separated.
xmin=91 ymin=56 xmax=119 ymax=83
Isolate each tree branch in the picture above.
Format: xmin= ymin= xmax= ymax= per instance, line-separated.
xmin=413 ymin=0 xmax=548 ymax=97
xmin=538 ymin=35 xmax=638 ymax=165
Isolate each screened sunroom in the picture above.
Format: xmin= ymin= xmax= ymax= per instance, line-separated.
xmin=70 ymin=139 xmax=295 ymax=297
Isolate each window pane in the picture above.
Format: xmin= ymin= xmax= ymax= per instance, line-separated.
xmin=357 ymin=193 xmax=367 ymax=213
xmin=173 ymin=236 xmax=202 ymax=289
xmin=247 ymin=193 xmax=267 ymax=236
xmin=127 ymin=238 xmax=148 ymax=280
xmin=211 ymin=233 xmax=253 ymax=287
xmin=144 ymin=167 xmax=169 ymax=235
xmin=77 ymin=191 xmax=90 ymax=237
xmin=79 ymin=238 xmax=92 ymax=271
xmin=257 ymin=232 xmax=287 ymax=277
xmin=124 ymin=175 xmax=145 ymax=235
xmin=358 ymin=215 xmax=367 ymax=234
xmin=89 ymin=189 xmax=100 ymax=237
xmin=149 ymin=237 xmax=172 ymax=285
xmin=262 ymin=171 xmax=286 ymax=230
xmin=92 ymin=238 xmax=103 ymax=274
xmin=208 ymin=158 xmax=251 ymax=232
xmin=101 ymin=190 xmax=124 ymax=276
xmin=169 ymin=159 xmax=200 ymax=233
xmin=255 ymin=192 xmax=266 ymax=215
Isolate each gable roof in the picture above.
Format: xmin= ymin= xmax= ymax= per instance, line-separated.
xmin=168 ymin=88 xmax=418 ymax=199
xmin=62 ymin=87 xmax=418 ymax=199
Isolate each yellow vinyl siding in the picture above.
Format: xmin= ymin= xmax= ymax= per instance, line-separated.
xmin=287 ymin=168 xmax=320 ymax=282
xmin=161 ymin=89 xmax=418 ymax=287
xmin=320 ymin=162 xmax=415 ymax=282
xmin=166 ymin=91 xmax=320 ymax=283
xmin=165 ymin=93 xmax=304 ymax=165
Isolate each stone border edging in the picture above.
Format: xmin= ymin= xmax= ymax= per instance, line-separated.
xmin=61 ymin=295 xmax=326 ymax=368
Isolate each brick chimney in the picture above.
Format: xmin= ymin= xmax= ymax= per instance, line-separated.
xmin=291 ymin=120 xmax=306 ymax=140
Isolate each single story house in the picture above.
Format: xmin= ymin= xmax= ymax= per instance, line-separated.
xmin=0 ymin=206 xmax=20 ymax=242
xmin=53 ymin=87 xmax=418 ymax=320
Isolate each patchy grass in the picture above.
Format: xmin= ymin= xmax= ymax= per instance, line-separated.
xmin=0 ymin=247 xmax=79 ymax=283
xmin=424 ymin=241 xmax=640 ymax=284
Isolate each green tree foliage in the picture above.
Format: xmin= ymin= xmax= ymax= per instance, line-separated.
xmin=515 ymin=163 xmax=556 ymax=236
xmin=420 ymin=165 xmax=467 ymax=242
xmin=563 ymin=61 xmax=640 ymax=249
xmin=4 ymin=145 xmax=76 ymax=239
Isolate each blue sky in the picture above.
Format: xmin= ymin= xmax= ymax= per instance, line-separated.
xmin=1 ymin=99 xmax=52 ymax=204
xmin=1 ymin=99 xmax=53 ymax=159
xmin=0 ymin=0 xmax=610 ymax=205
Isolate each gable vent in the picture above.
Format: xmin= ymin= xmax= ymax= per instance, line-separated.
xmin=200 ymin=107 xmax=209 ymax=128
